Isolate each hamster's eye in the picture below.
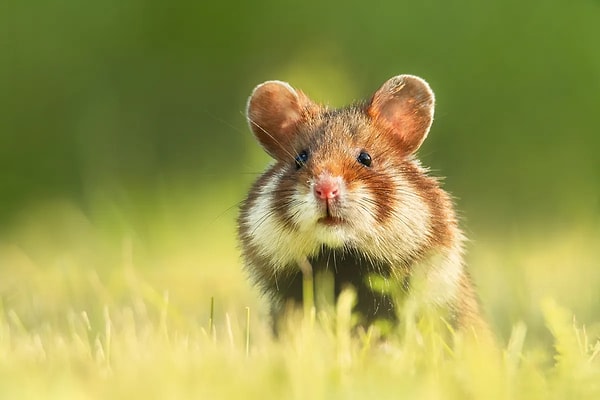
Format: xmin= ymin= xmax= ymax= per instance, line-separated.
xmin=295 ymin=150 xmax=309 ymax=170
xmin=357 ymin=151 xmax=372 ymax=167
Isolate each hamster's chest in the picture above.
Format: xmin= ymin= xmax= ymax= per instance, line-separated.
xmin=280 ymin=247 xmax=404 ymax=323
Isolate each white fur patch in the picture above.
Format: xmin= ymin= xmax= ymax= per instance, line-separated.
xmin=408 ymin=240 xmax=464 ymax=307
xmin=243 ymin=169 xmax=314 ymax=270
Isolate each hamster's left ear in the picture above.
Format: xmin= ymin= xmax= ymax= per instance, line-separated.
xmin=367 ymin=75 xmax=435 ymax=154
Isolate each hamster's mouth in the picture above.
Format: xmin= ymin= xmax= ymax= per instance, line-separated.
xmin=317 ymin=216 xmax=345 ymax=226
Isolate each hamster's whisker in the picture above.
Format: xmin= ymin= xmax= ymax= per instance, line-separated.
xmin=246 ymin=117 xmax=299 ymax=161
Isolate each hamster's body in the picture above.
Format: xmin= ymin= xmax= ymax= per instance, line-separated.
xmin=238 ymin=75 xmax=485 ymax=332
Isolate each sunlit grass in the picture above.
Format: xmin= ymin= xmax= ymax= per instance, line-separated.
xmin=0 ymin=194 xmax=598 ymax=399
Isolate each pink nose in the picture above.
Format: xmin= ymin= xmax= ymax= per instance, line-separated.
xmin=314 ymin=177 xmax=340 ymax=200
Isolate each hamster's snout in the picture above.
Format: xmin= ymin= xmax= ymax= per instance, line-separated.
xmin=313 ymin=175 xmax=344 ymax=202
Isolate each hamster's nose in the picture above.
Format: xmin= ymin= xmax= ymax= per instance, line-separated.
xmin=314 ymin=176 xmax=341 ymax=200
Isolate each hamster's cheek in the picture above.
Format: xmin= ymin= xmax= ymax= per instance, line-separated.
xmin=344 ymin=187 xmax=379 ymax=227
xmin=288 ymin=191 xmax=322 ymax=228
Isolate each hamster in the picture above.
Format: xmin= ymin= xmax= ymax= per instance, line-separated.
xmin=237 ymin=75 xmax=485 ymax=333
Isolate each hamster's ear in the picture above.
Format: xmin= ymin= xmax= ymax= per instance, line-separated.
xmin=246 ymin=81 xmax=316 ymax=160
xmin=367 ymin=75 xmax=435 ymax=154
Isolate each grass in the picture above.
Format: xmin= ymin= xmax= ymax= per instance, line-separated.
xmin=0 ymin=193 xmax=599 ymax=399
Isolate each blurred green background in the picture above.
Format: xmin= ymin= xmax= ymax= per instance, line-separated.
xmin=1 ymin=0 xmax=599 ymax=340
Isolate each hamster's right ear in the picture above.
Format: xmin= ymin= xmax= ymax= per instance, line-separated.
xmin=246 ymin=81 xmax=317 ymax=159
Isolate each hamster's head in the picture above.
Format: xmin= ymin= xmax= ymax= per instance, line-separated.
xmin=244 ymin=75 xmax=437 ymax=263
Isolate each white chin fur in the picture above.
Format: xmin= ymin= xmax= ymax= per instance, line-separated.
xmin=313 ymin=224 xmax=347 ymax=248
xmin=288 ymin=191 xmax=348 ymax=247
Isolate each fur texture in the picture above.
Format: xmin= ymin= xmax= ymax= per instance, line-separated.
xmin=238 ymin=75 xmax=485 ymax=332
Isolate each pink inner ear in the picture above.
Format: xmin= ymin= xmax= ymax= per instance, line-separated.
xmin=247 ymin=81 xmax=305 ymax=160
xmin=278 ymin=107 xmax=302 ymax=133
xmin=368 ymin=75 xmax=435 ymax=154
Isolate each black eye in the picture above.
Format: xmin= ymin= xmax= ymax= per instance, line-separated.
xmin=357 ymin=151 xmax=372 ymax=167
xmin=295 ymin=150 xmax=309 ymax=169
